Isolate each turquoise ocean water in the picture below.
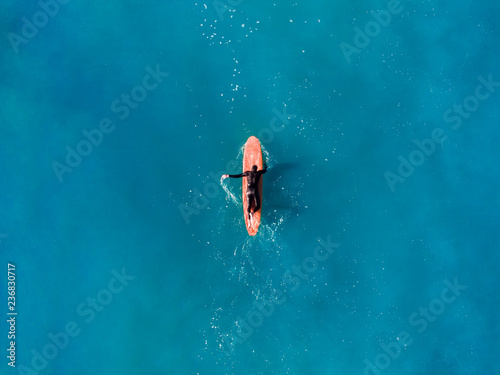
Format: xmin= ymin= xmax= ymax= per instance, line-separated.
xmin=1 ymin=1 xmax=499 ymax=374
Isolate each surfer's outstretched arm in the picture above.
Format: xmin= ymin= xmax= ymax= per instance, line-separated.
xmin=221 ymin=172 xmax=249 ymax=181
xmin=228 ymin=173 xmax=246 ymax=178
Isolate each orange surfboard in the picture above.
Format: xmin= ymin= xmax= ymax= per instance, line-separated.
xmin=242 ymin=136 xmax=263 ymax=236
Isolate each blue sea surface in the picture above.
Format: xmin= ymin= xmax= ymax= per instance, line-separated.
xmin=1 ymin=0 xmax=499 ymax=374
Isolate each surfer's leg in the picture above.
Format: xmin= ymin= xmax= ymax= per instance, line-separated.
xmin=246 ymin=191 xmax=254 ymax=227
xmin=253 ymin=189 xmax=261 ymax=213
xmin=246 ymin=192 xmax=254 ymax=213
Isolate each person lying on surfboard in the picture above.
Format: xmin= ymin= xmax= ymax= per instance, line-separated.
xmin=221 ymin=165 xmax=267 ymax=227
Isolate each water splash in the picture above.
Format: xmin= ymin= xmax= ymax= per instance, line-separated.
xmin=221 ymin=179 xmax=240 ymax=205
xmin=261 ymin=143 xmax=274 ymax=170
xmin=220 ymin=144 xmax=245 ymax=206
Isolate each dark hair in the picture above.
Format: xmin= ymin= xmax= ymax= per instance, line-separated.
xmin=252 ymin=165 xmax=258 ymax=172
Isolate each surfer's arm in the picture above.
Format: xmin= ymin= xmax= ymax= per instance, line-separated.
xmin=221 ymin=172 xmax=248 ymax=180
xmin=227 ymin=172 xmax=247 ymax=178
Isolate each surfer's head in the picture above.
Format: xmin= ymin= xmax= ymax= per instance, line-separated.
xmin=252 ymin=165 xmax=258 ymax=172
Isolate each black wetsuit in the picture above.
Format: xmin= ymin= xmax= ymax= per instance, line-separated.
xmin=228 ymin=167 xmax=267 ymax=216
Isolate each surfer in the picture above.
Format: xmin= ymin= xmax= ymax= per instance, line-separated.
xmin=221 ymin=165 xmax=267 ymax=227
